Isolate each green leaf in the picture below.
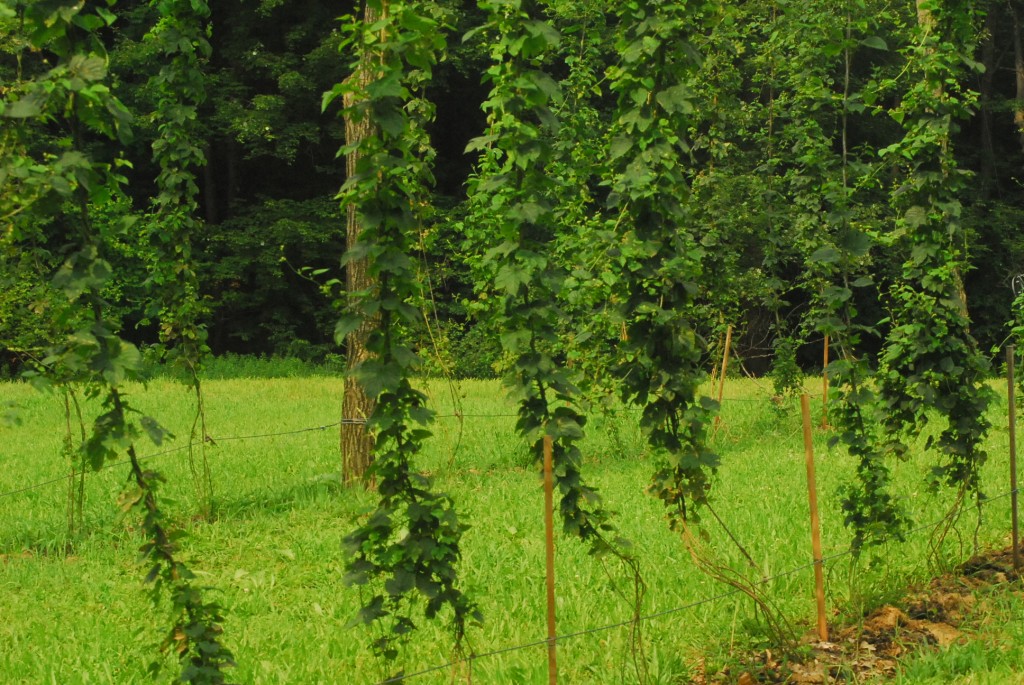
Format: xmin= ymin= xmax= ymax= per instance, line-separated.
xmin=398 ymin=9 xmax=435 ymax=34
xmin=861 ymin=36 xmax=888 ymax=51
xmin=837 ymin=229 xmax=872 ymax=257
xmin=354 ymin=595 xmax=388 ymax=626
xmin=141 ymin=416 xmax=168 ymax=446
xmin=499 ymin=329 xmax=531 ymax=353
xmin=494 ymin=264 xmax=529 ymax=295
xmin=334 ymin=315 xmax=362 ymax=344
xmin=809 ymin=246 xmax=839 ymax=264
xmin=95 ymin=7 xmax=116 ymax=25
xmin=385 ymin=570 xmax=415 ymax=595
xmin=71 ymin=13 xmax=104 ymax=31
xmin=374 ymin=106 xmax=405 ymax=137
xmin=4 ymin=92 xmax=47 ymax=118
xmin=609 ymin=135 xmax=633 ymax=160
xmin=367 ymin=71 xmax=403 ymax=99
xmin=68 ymin=54 xmax=107 ymax=82
xmin=654 ymin=85 xmax=693 ymax=115
xmin=904 ymin=206 xmax=928 ymax=229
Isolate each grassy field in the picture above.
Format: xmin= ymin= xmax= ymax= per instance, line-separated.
xmin=1 ymin=368 xmax=1022 ymax=684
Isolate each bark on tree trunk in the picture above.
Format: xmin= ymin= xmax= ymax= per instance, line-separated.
xmin=979 ymin=4 xmax=998 ymax=195
xmin=914 ymin=0 xmax=970 ymax=318
xmin=340 ymin=4 xmax=383 ymax=484
xmin=1012 ymin=1 xmax=1024 ymax=152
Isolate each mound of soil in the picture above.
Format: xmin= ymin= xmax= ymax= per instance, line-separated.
xmin=700 ymin=545 xmax=1021 ymax=684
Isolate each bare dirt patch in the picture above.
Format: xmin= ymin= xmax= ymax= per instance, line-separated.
xmin=698 ymin=545 xmax=1021 ymax=683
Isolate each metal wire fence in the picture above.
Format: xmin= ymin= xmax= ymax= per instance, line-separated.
xmin=1 ymin=395 xmax=1018 ymax=683
xmin=0 ymin=394 xmax=824 ymax=502
xmin=373 ymin=485 xmax=1019 ymax=684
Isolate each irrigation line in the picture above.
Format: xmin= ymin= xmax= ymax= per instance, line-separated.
xmin=372 ymin=486 xmax=1019 ymax=685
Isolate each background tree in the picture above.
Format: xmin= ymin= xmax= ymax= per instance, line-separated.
xmin=337 ymin=0 xmax=382 ymax=483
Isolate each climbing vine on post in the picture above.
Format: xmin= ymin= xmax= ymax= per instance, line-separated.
xmin=462 ymin=4 xmax=648 ymax=673
xmin=465 ymin=0 xmax=621 ymax=552
xmin=326 ymin=0 xmax=478 ymax=671
xmin=1 ymin=2 xmax=233 ymax=681
xmin=604 ymin=0 xmax=794 ymax=646
xmin=799 ymin=5 xmax=910 ymax=553
xmin=1012 ymin=280 xmax=1024 ymax=404
xmin=145 ymin=0 xmax=214 ymax=517
xmin=0 ymin=0 xmax=91 ymax=540
xmin=604 ymin=0 xmax=718 ymax=529
xmin=875 ymin=1 xmax=992 ymax=520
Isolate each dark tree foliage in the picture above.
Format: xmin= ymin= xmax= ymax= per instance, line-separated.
xmin=4 ymin=1 xmax=1024 ymax=377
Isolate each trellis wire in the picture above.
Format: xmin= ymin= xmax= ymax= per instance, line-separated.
xmin=2 ymin=403 xmax=1018 ymax=682
xmin=0 ymin=422 xmax=341 ymax=501
xmin=0 ymin=391 xmax=972 ymax=502
xmin=372 ymin=485 xmax=1020 ymax=685
xmin=0 ymin=412 xmax=541 ymax=501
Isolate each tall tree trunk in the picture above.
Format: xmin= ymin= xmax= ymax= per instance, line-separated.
xmin=916 ymin=0 xmax=971 ymax=317
xmin=978 ymin=3 xmax=998 ymax=195
xmin=340 ymin=4 xmax=383 ymax=484
xmin=1012 ymin=0 xmax=1024 ymax=152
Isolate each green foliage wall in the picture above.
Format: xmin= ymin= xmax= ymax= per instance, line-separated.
xmin=5 ymin=0 xmax=1024 ymax=377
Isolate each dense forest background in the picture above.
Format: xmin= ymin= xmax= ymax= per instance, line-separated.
xmin=4 ymin=0 xmax=1024 ymax=380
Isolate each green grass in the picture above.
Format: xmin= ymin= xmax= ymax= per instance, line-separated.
xmin=0 ymin=374 xmax=1021 ymax=683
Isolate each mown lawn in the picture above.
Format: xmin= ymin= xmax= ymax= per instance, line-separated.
xmin=0 ymin=370 xmax=1021 ymax=683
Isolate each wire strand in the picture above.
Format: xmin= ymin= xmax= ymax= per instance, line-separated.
xmin=0 ymin=422 xmax=342 ymax=501
xmin=371 ymin=487 xmax=1018 ymax=684
xmin=2 ymin=406 xmax=1016 ymax=682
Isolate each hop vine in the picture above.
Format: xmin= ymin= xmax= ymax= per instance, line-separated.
xmin=1 ymin=3 xmax=234 ymax=681
xmin=875 ymin=2 xmax=992 ymax=508
xmin=144 ymin=0 xmax=215 ymax=516
xmin=327 ymin=0 xmax=479 ymax=669
xmin=464 ymin=0 xmax=626 ymax=554
xmin=604 ymin=0 xmax=719 ymax=529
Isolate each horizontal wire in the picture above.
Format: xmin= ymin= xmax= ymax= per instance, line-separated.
xmin=0 ymin=400 xmax=781 ymax=500
xmin=0 ymin=422 xmax=341 ymax=501
xmin=373 ymin=486 xmax=1018 ymax=685
xmin=2 ymin=405 xmax=1018 ymax=682
xmin=0 ymin=444 xmax=192 ymax=500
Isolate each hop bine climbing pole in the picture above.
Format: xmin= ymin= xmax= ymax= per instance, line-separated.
xmin=327 ymin=2 xmax=478 ymax=677
xmin=1 ymin=2 xmax=234 ymax=681
xmin=875 ymin=0 xmax=992 ymax=549
xmin=145 ymin=0 xmax=215 ymax=518
xmin=463 ymin=1 xmax=646 ymax=678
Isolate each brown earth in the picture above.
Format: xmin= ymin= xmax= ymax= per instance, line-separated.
xmin=695 ymin=545 xmax=1022 ymax=684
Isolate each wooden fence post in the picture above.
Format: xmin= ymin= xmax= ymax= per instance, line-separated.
xmin=801 ymin=395 xmax=829 ymax=641
xmin=714 ymin=325 xmax=733 ymax=430
xmin=543 ymin=435 xmax=558 ymax=684
xmin=1008 ymin=346 xmax=1020 ymax=573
